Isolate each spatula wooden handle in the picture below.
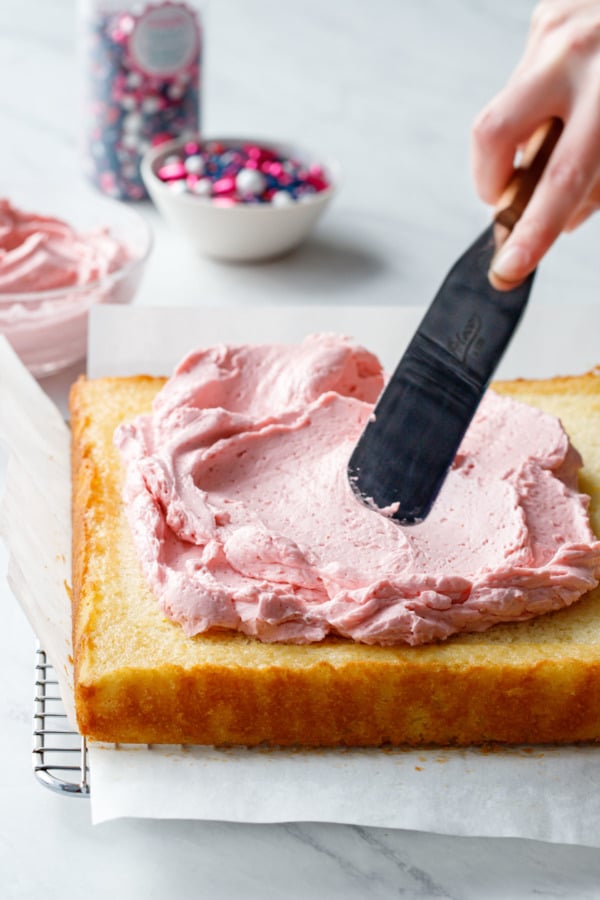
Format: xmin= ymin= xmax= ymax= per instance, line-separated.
xmin=494 ymin=117 xmax=563 ymax=232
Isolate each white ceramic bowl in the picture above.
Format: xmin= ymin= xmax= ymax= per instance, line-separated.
xmin=141 ymin=137 xmax=337 ymax=262
xmin=0 ymin=194 xmax=152 ymax=377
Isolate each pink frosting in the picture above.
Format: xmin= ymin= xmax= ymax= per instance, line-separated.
xmin=0 ymin=199 xmax=129 ymax=293
xmin=115 ymin=335 xmax=600 ymax=646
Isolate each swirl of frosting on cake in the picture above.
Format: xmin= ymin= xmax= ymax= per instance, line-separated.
xmin=0 ymin=198 xmax=130 ymax=294
xmin=115 ymin=334 xmax=600 ymax=646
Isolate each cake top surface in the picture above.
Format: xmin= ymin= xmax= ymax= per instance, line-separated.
xmin=114 ymin=334 xmax=600 ymax=646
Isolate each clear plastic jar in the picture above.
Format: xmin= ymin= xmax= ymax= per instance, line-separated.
xmin=79 ymin=0 xmax=203 ymax=200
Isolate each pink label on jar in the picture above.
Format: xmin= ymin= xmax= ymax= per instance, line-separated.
xmin=129 ymin=2 xmax=200 ymax=79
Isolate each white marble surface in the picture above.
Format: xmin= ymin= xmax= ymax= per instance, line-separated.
xmin=2 ymin=0 xmax=600 ymax=897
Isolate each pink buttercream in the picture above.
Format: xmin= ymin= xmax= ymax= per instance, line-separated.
xmin=0 ymin=199 xmax=129 ymax=293
xmin=114 ymin=335 xmax=600 ymax=646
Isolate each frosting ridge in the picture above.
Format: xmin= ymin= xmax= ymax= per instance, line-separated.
xmin=0 ymin=198 xmax=130 ymax=294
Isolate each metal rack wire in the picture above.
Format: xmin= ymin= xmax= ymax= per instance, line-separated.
xmin=32 ymin=647 xmax=90 ymax=797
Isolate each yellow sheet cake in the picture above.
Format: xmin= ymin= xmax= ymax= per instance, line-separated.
xmin=70 ymin=367 xmax=600 ymax=746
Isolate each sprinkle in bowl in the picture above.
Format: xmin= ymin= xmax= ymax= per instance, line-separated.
xmin=0 ymin=191 xmax=152 ymax=376
xmin=141 ymin=136 xmax=337 ymax=261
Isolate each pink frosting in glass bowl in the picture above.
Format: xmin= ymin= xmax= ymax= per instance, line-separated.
xmin=0 ymin=196 xmax=152 ymax=376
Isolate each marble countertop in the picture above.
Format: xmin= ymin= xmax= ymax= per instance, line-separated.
xmin=2 ymin=0 xmax=600 ymax=897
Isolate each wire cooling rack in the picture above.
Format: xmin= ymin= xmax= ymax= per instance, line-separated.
xmin=32 ymin=647 xmax=90 ymax=797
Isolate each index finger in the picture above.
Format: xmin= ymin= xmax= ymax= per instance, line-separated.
xmin=490 ymin=98 xmax=600 ymax=288
xmin=471 ymin=71 xmax=563 ymax=204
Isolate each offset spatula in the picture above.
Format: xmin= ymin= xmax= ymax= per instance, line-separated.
xmin=348 ymin=117 xmax=563 ymax=525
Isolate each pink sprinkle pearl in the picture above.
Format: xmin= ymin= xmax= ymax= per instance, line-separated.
xmin=158 ymin=162 xmax=186 ymax=180
xmin=212 ymin=176 xmax=236 ymax=195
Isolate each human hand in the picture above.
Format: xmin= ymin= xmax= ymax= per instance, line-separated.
xmin=471 ymin=0 xmax=600 ymax=289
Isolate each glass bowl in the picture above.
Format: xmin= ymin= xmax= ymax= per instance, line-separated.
xmin=0 ymin=193 xmax=152 ymax=376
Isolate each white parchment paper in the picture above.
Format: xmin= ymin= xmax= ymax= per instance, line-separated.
xmin=88 ymin=742 xmax=600 ymax=842
xmin=3 ymin=303 xmax=600 ymax=840
xmin=0 ymin=337 xmax=75 ymax=724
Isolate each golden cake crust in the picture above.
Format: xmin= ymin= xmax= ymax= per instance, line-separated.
xmin=69 ymin=368 xmax=600 ymax=746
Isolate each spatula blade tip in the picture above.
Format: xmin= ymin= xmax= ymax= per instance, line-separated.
xmin=347 ymin=463 xmax=428 ymax=526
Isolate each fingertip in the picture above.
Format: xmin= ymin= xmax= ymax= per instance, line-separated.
xmin=488 ymin=270 xmax=520 ymax=292
xmin=489 ymin=243 xmax=533 ymax=286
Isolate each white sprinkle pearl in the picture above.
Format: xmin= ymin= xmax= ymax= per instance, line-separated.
xmin=192 ymin=178 xmax=213 ymax=196
xmin=184 ymin=154 xmax=205 ymax=175
xmin=271 ymin=190 xmax=295 ymax=207
xmin=142 ymin=96 xmax=162 ymax=114
xmin=123 ymin=111 xmax=143 ymax=132
xmin=127 ymin=71 xmax=143 ymax=89
xmin=235 ymin=168 xmax=267 ymax=196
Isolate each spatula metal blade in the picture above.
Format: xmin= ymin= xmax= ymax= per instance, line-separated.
xmin=347 ymin=224 xmax=535 ymax=525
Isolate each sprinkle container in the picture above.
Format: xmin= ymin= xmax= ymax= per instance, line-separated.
xmin=79 ymin=0 xmax=203 ymax=200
